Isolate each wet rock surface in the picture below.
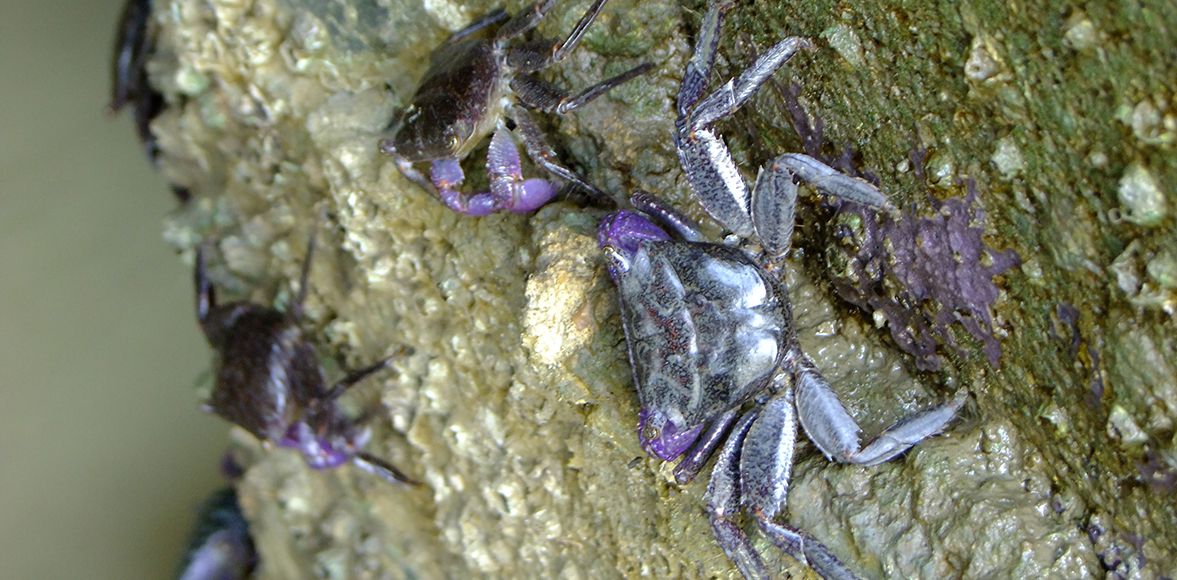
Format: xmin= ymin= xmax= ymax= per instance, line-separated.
xmin=143 ymin=0 xmax=1175 ymax=578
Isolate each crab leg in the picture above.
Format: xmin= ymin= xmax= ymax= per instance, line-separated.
xmin=353 ymin=451 xmax=419 ymax=486
xmin=620 ymin=191 xmax=700 ymax=243
xmin=511 ymin=107 xmax=615 ymax=207
xmin=109 ymin=0 xmax=153 ymax=114
xmin=708 ymin=392 xmax=864 ymax=580
xmin=749 ymin=161 xmax=799 ymax=258
xmin=793 ymin=354 xmax=968 ymax=465
xmin=194 ymin=245 xmax=216 ymax=327
xmin=321 ymin=357 xmax=394 ymax=402
xmin=748 ymin=153 xmax=891 ymax=258
xmin=776 ymin=154 xmax=893 ymax=210
xmin=672 ymin=408 xmax=737 ymax=484
xmin=495 ymin=0 xmax=560 ymax=42
xmin=707 ymin=410 xmax=772 ymax=580
xmin=757 ymin=521 xmax=864 ymax=580
xmin=288 ymin=234 xmax=315 ymax=323
xmin=677 ymin=0 xmax=730 ymax=118
xmin=487 ymin=124 xmax=562 ymax=213
xmin=742 ymin=392 xmax=865 ymax=580
xmin=682 ymin=36 xmax=813 ymax=135
xmin=850 ymin=388 xmax=968 ymax=465
xmin=498 ymin=0 xmax=609 ymax=63
xmin=511 ymin=63 xmax=653 ymax=115
xmin=446 ymin=7 xmax=509 ymax=42
xmin=675 ymin=31 xmax=812 ymax=237
xmin=549 ymin=0 xmax=608 ymax=62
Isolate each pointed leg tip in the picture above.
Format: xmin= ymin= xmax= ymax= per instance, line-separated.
xmin=353 ymin=453 xmax=421 ymax=487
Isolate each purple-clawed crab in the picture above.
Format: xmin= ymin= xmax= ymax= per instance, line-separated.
xmin=196 ymin=236 xmax=416 ymax=485
xmin=598 ymin=4 xmax=966 ymax=580
xmin=378 ymin=0 xmax=652 ymax=216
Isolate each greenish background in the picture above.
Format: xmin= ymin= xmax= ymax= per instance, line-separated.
xmin=0 ymin=0 xmax=229 ymax=578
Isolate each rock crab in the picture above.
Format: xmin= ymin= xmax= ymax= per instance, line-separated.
xmin=378 ymin=0 xmax=651 ymax=216
xmin=173 ymin=487 xmax=256 ymax=580
xmin=109 ymin=0 xmax=164 ymax=161
xmin=196 ymin=236 xmax=416 ymax=485
xmin=598 ymin=4 xmax=966 ymax=579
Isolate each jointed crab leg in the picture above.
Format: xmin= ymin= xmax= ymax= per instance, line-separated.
xmin=707 ymin=410 xmax=773 ymax=580
xmin=512 ymin=63 xmax=654 ymax=115
xmin=675 ymin=1 xmax=812 ymax=237
xmin=706 ymin=392 xmax=865 ymax=580
xmin=793 ymin=358 xmax=969 ymax=465
xmin=676 ymin=3 xmax=891 ymax=250
xmin=750 ymin=154 xmax=892 ymax=258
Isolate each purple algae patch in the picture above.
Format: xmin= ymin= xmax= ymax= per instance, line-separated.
xmin=828 ymin=181 xmax=1021 ymax=371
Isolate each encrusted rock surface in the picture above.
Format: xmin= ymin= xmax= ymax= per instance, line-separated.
xmin=143 ymin=0 xmax=1175 ymax=578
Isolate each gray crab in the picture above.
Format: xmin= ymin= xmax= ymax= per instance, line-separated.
xmin=378 ymin=0 xmax=651 ymax=216
xmin=598 ymin=4 xmax=967 ymax=580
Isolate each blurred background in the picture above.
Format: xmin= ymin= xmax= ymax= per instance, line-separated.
xmin=1 ymin=0 xmax=231 ymax=577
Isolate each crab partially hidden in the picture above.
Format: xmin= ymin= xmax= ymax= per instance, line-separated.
xmin=378 ymin=0 xmax=651 ymax=216
xmin=109 ymin=0 xmax=163 ymax=161
xmin=599 ymin=4 xmax=966 ymax=580
xmin=196 ymin=236 xmax=415 ymax=485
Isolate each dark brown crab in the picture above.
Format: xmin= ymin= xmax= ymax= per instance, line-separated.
xmin=109 ymin=0 xmax=163 ymax=160
xmin=108 ymin=0 xmax=191 ymax=202
xmin=196 ymin=236 xmax=415 ymax=485
xmin=378 ymin=0 xmax=651 ymax=215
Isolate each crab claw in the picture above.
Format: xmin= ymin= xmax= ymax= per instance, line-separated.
xmin=638 ymin=409 xmax=704 ymax=462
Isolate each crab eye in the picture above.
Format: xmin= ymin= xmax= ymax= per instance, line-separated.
xmin=642 ymin=424 xmax=660 ymax=442
xmin=447 ymin=134 xmax=462 ymax=150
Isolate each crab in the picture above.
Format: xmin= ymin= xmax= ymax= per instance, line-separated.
xmin=109 ymin=0 xmax=162 ymax=160
xmin=378 ymin=0 xmax=652 ymax=216
xmin=174 ymin=487 xmax=256 ymax=580
xmin=108 ymin=0 xmax=191 ymax=202
xmin=598 ymin=4 xmax=967 ymax=580
xmin=196 ymin=235 xmax=416 ymax=485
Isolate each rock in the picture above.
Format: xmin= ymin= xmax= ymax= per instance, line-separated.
xmin=142 ymin=0 xmax=1177 ymax=578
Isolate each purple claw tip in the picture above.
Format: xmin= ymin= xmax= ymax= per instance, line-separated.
xmin=431 ymin=158 xmax=464 ymax=189
xmin=598 ymin=210 xmax=671 ymax=251
xmin=638 ymin=410 xmax=703 ymax=462
xmin=510 ymin=178 xmax=559 ymax=213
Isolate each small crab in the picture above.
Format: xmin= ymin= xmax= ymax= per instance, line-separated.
xmin=599 ymin=4 xmax=966 ymax=580
xmin=109 ymin=0 xmax=191 ymax=202
xmin=109 ymin=0 xmax=165 ymax=161
xmin=378 ymin=0 xmax=652 ymax=216
xmin=196 ymin=236 xmax=415 ymax=485
xmin=174 ymin=487 xmax=256 ymax=580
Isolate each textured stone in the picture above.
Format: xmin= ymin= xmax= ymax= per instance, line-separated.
xmin=142 ymin=0 xmax=1177 ymax=578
